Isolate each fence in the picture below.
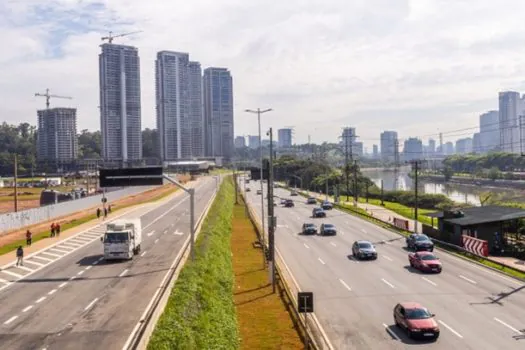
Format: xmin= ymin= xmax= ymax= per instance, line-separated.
xmin=0 ymin=186 xmax=153 ymax=233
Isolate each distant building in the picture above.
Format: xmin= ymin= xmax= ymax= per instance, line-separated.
xmin=353 ymin=142 xmax=364 ymax=157
xmin=99 ymin=43 xmax=142 ymax=162
xmin=234 ymin=136 xmax=246 ymax=148
xmin=261 ymin=139 xmax=277 ymax=148
xmin=37 ymin=108 xmax=78 ymax=162
xmin=499 ymin=91 xmax=521 ymax=153
xmin=340 ymin=127 xmax=363 ymax=158
xmin=203 ymin=67 xmax=234 ymax=160
xmin=444 ymin=142 xmax=454 ymax=155
xmin=278 ymin=128 xmax=293 ymax=148
xmin=248 ymin=135 xmax=259 ymax=149
xmin=403 ymin=137 xmax=423 ymax=161
xmin=480 ymin=110 xmax=499 ymax=153
xmin=455 ymin=137 xmax=473 ymax=154
xmin=372 ymin=144 xmax=379 ymax=159
xmin=428 ymin=139 xmax=436 ymax=154
xmin=472 ymin=133 xmax=481 ymax=154
xmin=380 ymin=131 xmax=398 ymax=162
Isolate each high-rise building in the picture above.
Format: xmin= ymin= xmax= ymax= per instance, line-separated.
xmin=99 ymin=43 xmax=142 ymax=161
xmin=499 ymin=91 xmax=521 ymax=153
xmin=380 ymin=131 xmax=398 ymax=162
xmin=234 ymin=136 xmax=246 ymax=148
xmin=203 ymin=67 xmax=234 ymax=160
xmin=403 ymin=137 xmax=423 ymax=161
xmin=455 ymin=137 xmax=473 ymax=154
xmin=428 ymin=139 xmax=436 ymax=154
xmin=480 ymin=110 xmax=499 ymax=153
xmin=372 ymin=144 xmax=379 ymax=159
xmin=189 ymin=61 xmax=204 ymax=157
xmin=444 ymin=142 xmax=454 ymax=155
xmin=340 ymin=127 xmax=362 ymax=158
xmin=248 ymin=135 xmax=259 ymax=149
xmin=353 ymin=142 xmax=364 ymax=157
xmin=278 ymin=128 xmax=293 ymax=148
xmin=472 ymin=133 xmax=481 ymax=153
xmin=37 ymin=108 xmax=78 ymax=162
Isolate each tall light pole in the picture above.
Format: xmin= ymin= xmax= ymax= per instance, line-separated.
xmin=245 ymin=108 xmax=273 ymax=259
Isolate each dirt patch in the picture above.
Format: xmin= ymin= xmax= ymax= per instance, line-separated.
xmin=0 ymin=199 xmax=40 ymax=214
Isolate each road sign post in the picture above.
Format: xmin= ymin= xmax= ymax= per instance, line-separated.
xmin=298 ymin=291 xmax=314 ymax=349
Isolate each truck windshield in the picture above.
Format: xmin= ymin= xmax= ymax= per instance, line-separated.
xmin=104 ymin=231 xmax=129 ymax=243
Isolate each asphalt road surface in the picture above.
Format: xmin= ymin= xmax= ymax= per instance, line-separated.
xmin=243 ymin=181 xmax=525 ymax=350
xmin=0 ymin=176 xmax=218 ymax=350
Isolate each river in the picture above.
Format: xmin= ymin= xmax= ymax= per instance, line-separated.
xmin=361 ymin=168 xmax=525 ymax=206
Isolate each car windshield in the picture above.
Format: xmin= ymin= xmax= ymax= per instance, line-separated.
xmin=324 ymin=224 xmax=334 ymax=228
xmin=358 ymin=242 xmax=372 ymax=249
xmin=420 ymin=254 xmax=437 ymax=261
xmin=104 ymin=231 xmax=129 ymax=243
xmin=406 ymin=308 xmax=432 ymax=319
xmin=314 ymin=208 xmax=322 ymax=212
xmin=415 ymin=235 xmax=430 ymax=241
xmin=305 ymin=224 xmax=315 ymax=228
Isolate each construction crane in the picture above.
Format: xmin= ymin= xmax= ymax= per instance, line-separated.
xmin=34 ymin=88 xmax=73 ymax=109
xmin=101 ymin=30 xmax=143 ymax=44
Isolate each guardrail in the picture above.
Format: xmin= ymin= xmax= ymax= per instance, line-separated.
xmin=123 ymin=176 xmax=222 ymax=350
xmin=242 ymin=192 xmax=334 ymax=350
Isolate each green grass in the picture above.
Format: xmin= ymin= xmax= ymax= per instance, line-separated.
xmin=357 ymin=197 xmax=434 ymax=226
xmin=148 ymin=177 xmax=239 ymax=350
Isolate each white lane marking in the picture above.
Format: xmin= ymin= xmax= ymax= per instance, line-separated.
xmin=77 ymin=270 xmax=84 ymax=276
xmin=304 ymin=243 xmax=310 ymax=249
xmin=22 ymin=305 xmax=33 ymax=313
xmin=438 ymin=320 xmax=463 ymax=338
xmin=73 ymin=237 xmax=93 ymax=243
xmin=119 ymin=269 xmax=129 ymax=277
xmin=339 ymin=278 xmax=352 ymax=291
xmin=4 ymin=315 xmax=18 ymax=325
xmin=1 ymin=270 xmax=24 ymax=278
xmin=345 ymin=221 xmax=349 ymax=225
xmin=58 ymin=282 xmax=68 ymax=288
xmin=330 ymin=242 xmax=337 ymax=247
xmin=36 ymin=296 xmax=46 ymax=303
xmin=170 ymin=223 xmax=174 ymax=227
xmin=173 ymin=230 xmax=184 ymax=235
xmin=382 ymin=240 xmax=391 ymax=245
xmin=0 ymin=278 xmax=10 ymax=285
xmin=154 ymin=238 xmax=159 ymax=244
xmin=459 ymin=275 xmax=477 ymax=284
xmin=97 ymin=257 xmax=104 ymax=262
xmin=49 ymin=247 xmax=71 ymax=254
xmin=340 ymin=231 xmax=345 ymax=235
xmin=147 ymin=231 xmax=155 ymax=237
xmin=93 ymin=260 xmax=100 ymax=265
xmin=40 ymin=251 xmax=61 ymax=258
xmin=163 ymin=229 xmax=168 ymax=234
xmin=383 ymin=255 xmax=393 ymax=261
xmin=381 ymin=278 xmax=395 ymax=288
xmin=140 ymin=251 xmax=147 ymax=257
xmin=494 ymin=317 xmax=521 ymax=333
xmin=25 ymin=260 xmax=44 ymax=267
xmin=84 ymin=297 xmax=99 ymax=312
xmin=48 ymin=289 xmax=57 ymax=295
xmin=422 ymin=277 xmax=437 ymax=286
xmin=61 ymin=242 xmax=82 ymax=247
xmin=383 ymin=323 xmax=401 ymax=341
xmin=69 ymin=276 xmax=77 ymax=281
xmin=69 ymin=239 xmax=89 ymax=245
xmin=16 ymin=265 xmax=34 ymax=272
xmin=318 ymin=258 xmax=326 ymax=265
xmin=32 ymin=256 xmax=53 ymax=262
xmin=361 ymin=228 xmax=367 ymax=233
xmin=85 ymin=266 xmax=92 ymax=270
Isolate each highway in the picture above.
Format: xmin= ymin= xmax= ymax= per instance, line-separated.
xmin=243 ymin=180 xmax=525 ymax=349
xmin=0 ymin=176 xmax=218 ymax=350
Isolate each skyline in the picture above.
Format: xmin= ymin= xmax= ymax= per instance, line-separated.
xmin=5 ymin=1 xmax=525 ymax=149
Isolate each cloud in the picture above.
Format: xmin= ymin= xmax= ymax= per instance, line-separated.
xmin=2 ymin=0 xmax=525 ymax=150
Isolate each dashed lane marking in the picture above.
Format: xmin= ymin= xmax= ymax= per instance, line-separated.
xmin=48 ymin=289 xmax=57 ymax=295
xmin=422 ymin=277 xmax=437 ymax=286
xmin=84 ymin=298 xmax=99 ymax=312
xmin=304 ymin=243 xmax=310 ymax=249
xmin=383 ymin=255 xmax=393 ymax=261
xmin=494 ymin=317 xmax=521 ymax=334
xmin=330 ymin=242 xmax=337 ymax=247
xmin=58 ymin=282 xmax=68 ymax=288
xmin=381 ymin=278 xmax=395 ymax=288
xmin=119 ymin=269 xmax=129 ymax=277
xmin=22 ymin=305 xmax=33 ymax=313
xmin=383 ymin=323 xmax=401 ymax=341
xmin=459 ymin=275 xmax=477 ymax=284
xmin=36 ymin=296 xmax=46 ymax=304
xmin=339 ymin=278 xmax=352 ymax=291
xmin=4 ymin=315 xmax=18 ymax=325
xmin=140 ymin=251 xmax=147 ymax=257
xmin=318 ymin=258 xmax=326 ymax=265
xmin=147 ymin=231 xmax=155 ymax=237
xmin=154 ymin=239 xmax=159 ymax=244
xmin=438 ymin=320 xmax=463 ymax=338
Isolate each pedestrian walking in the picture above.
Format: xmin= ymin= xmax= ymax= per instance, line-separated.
xmin=26 ymin=230 xmax=32 ymax=246
xmin=16 ymin=246 xmax=24 ymax=266
xmin=97 ymin=208 xmax=101 ymax=219
xmin=50 ymin=223 xmax=56 ymax=237
xmin=104 ymin=207 xmax=108 ymax=219
xmin=56 ymin=223 xmax=61 ymax=237
xmin=108 ymin=204 xmax=112 ymax=213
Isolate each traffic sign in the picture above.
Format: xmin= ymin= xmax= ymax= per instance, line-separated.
xmin=298 ymin=292 xmax=314 ymax=313
xmin=99 ymin=167 xmax=163 ymax=187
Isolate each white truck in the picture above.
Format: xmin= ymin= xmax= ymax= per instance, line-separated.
xmin=101 ymin=219 xmax=142 ymax=260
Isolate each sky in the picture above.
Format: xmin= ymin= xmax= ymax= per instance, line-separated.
xmin=2 ymin=0 xmax=525 ymax=151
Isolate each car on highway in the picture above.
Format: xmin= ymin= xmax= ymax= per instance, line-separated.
xmin=302 ymin=223 xmax=318 ymax=235
xmin=321 ymin=200 xmax=333 ymax=210
xmin=406 ymin=234 xmax=434 ymax=252
xmin=312 ymin=207 xmax=326 ymax=218
xmin=306 ymin=197 xmax=317 ymax=204
xmin=393 ymin=302 xmax=440 ymax=340
xmin=284 ymin=199 xmax=295 ymax=207
xmin=290 ymin=190 xmax=298 ymax=196
xmin=320 ymin=223 xmax=337 ymax=236
xmin=280 ymin=198 xmax=287 ymax=205
xmin=256 ymin=189 xmax=262 ymax=195
xmin=408 ymin=251 xmax=442 ymax=273
xmin=352 ymin=240 xmax=377 ymax=260
xmin=245 ymin=187 xmax=251 ymax=192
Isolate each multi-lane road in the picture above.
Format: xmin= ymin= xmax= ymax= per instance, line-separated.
xmin=0 ymin=176 xmax=218 ymax=350
xmin=244 ymin=181 xmax=525 ymax=349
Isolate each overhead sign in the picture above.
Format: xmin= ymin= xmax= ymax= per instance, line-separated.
xmin=298 ymin=292 xmax=314 ymax=313
xmin=99 ymin=167 xmax=163 ymax=187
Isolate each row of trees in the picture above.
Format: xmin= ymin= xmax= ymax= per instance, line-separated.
xmin=443 ymin=152 xmax=525 ymax=173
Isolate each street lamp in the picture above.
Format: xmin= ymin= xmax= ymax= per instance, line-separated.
xmin=245 ymin=108 xmax=273 ymax=258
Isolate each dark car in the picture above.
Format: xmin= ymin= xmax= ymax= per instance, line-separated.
xmin=321 ymin=201 xmax=333 ymax=210
xmin=306 ymin=197 xmax=317 ymax=204
xmin=408 ymin=251 xmax=442 ymax=273
xmin=245 ymin=187 xmax=251 ymax=192
xmin=352 ymin=240 xmax=377 ymax=260
xmin=280 ymin=198 xmax=287 ymax=205
xmin=312 ymin=207 xmax=326 ymax=218
xmin=320 ymin=223 xmax=337 ymax=236
xmin=302 ymin=223 xmax=317 ymax=235
xmin=406 ymin=234 xmax=434 ymax=252
xmin=284 ymin=199 xmax=295 ymax=208
xmin=393 ymin=302 xmax=440 ymax=340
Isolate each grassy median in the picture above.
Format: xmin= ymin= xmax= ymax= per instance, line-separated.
xmin=148 ymin=177 xmax=239 ymax=350
xmin=232 ymin=200 xmax=303 ymax=349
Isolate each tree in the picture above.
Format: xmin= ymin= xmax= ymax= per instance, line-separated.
xmin=443 ymin=166 xmax=454 ymax=181
xmin=142 ymin=128 xmax=158 ymax=158
xmin=488 ymin=166 xmax=500 ymax=181
xmin=78 ymin=129 xmax=101 ymax=159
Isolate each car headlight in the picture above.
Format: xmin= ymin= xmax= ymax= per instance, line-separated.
xmin=411 ymin=328 xmax=421 ymax=332
xmin=433 ymin=327 xmax=440 ymax=331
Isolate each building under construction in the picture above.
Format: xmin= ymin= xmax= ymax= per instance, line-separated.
xmin=37 ymin=107 xmax=78 ymax=164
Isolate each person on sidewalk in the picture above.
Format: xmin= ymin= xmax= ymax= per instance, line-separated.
xmin=56 ymin=223 xmax=61 ymax=237
xmin=108 ymin=204 xmax=112 ymax=213
xmin=16 ymin=246 xmax=24 ymax=266
xmin=104 ymin=207 xmax=108 ymax=219
xmin=97 ymin=208 xmax=101 ymax=219
xmin=50 ymin=223 xmax=56 ymax=238
xmin=26 ymin=230 xmax=32 ymax=246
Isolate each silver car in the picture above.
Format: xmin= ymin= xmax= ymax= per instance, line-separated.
xmin=352 ymin=240 xmax=378 ymax=260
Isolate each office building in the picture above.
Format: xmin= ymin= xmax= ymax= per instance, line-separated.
xmin=455 ymin=137 xmax=473 ymax=154
xmin=37 ymin=108 xmax=78 ymax=162
xmin=99 ymin=43 xmax=142 ymax=161
xmin=480 ymin=110 xmax=499 ymax=153
xmin=353 ymin=142 xmax=364 ymax=157
xmin=203 ymin=67 xmax=234 ymax=160
xmin=444 ymin=142 xmax=454 ymax=155
xmin=380 ymin=131 xmax=398 ymax=162
xmin=499 ymin=91 xmax=521 ymax=153
xmin=189 ymin=61 xmax=204 ymax=157
xmin=372 ymin=144 xmax=379 ymax=159
xmin=248 ymin=135 xmax=259 ymax=149
xmin=403 ymin=137 xmax=423 ymax=161
xmin=234 ymin=136 xmax=246 ymax=148
xmin=278 ymin=128 xmax=293 ymax=148
xmin=428 ymin=139 xmax=436 ymax=154
xmin=473 ymin=133 xmax=481 ymax=154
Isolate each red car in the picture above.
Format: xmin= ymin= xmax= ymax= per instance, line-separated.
xmin=408 ymin=251 xmax=442 ymax=273
xmin=393 ymin=302 xmax=440 ymax=340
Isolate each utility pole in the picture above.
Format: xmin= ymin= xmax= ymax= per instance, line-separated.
xmin=353 ymin=159 xmax=358 ymax=206
xmin=380 ymin=179 xmax=384 ymax=206
xmin=393 ymin=139 xmax=400 ymax=190
xmin=233 ymin=165 xmax=238 ymax=204
xmin=267 ymin=128 xmax=276 ymax=292
xmin=410 ymin=160 xmax=422 ymax=233
xmin=14 ymin=154 xmax=18 ymax=213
